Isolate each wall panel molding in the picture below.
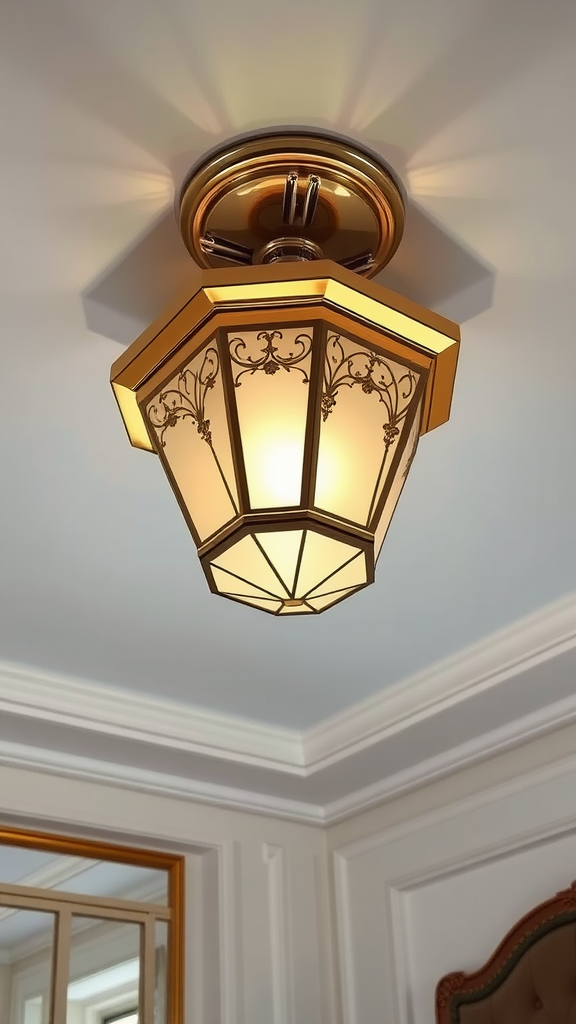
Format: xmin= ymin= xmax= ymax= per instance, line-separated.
xmin=333 ymin=852 xmax=357 ymax=1024
xmin=215 ymin=841 xmax=241 ymax=1024
xmin=332 ymin=753 xmax=576 ymax=1024
xmin=262 ymin=844 xmax=294 ymax=1024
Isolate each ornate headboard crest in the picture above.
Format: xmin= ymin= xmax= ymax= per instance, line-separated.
xmin=435 ymin=880 xmax=576 ymax=1023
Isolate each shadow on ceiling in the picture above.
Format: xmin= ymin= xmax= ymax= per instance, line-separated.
xmin=82 ymin=186 xmax=495 ymax=347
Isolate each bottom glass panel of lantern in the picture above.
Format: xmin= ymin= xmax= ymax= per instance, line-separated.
xmin=253 ymin=529 xmax=304 ymax=595
xmin=209 ymin=534 xmax=289 ymax=598
xmin=294 ymin=531 xmax=368 ymax=599
xmin=203 ymin=525 xmax=372 ymax=615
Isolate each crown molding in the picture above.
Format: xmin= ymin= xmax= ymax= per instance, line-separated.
xmin=3 ymin=685 xmax=576 ymax=828
xmin=2 ymin=690 xmax=576 ymax=827
xmin=0 ymin=662 xmax=303 ymax=773
xmin=322 ymin=687 xmax=576 ymax=823
xmin=0 ymin=593 xmax=574 ymax=823
xmin=333 ymin=748 xmax=576 ymax=864
xmin=302 ymin=592 xmax=576 ymax=770
xmin=0 ymin=741 xmax=324 ymax=824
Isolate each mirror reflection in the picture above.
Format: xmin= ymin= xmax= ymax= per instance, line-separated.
xmin=0 ymin=837 xmax=174 ymax=1024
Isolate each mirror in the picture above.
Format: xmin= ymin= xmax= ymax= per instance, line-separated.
xmin=0 ymin=827 xmax=183 ymax=1024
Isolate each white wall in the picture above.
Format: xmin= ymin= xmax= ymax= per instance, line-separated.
xmin=6 ymin=724 xmax=576 ymax=1024
xmin=404 ymin=831 xmax=576 ymax=1023
xmin=0 ymin=765 xmax=336 ymax=1024
xmin=329 ymin=740 xmax=576 ymax=1024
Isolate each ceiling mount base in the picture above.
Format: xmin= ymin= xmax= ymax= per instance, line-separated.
xmin=178 ymin=131 xmax=405 ymax=279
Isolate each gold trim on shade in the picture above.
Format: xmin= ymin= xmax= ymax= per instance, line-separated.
xmin=111 ymin=260 xmax=459 ymax=453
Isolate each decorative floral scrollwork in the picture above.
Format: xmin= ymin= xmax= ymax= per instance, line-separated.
xmin=147 ymin=346 xmax=219 ymax=448
xmin=322 ymin=334 xmax=418 ymax=449
xmin=229 ymin=330 xmax=312 ymax=386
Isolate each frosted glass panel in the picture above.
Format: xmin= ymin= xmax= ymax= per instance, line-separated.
xmin=223 ymin=593 xmax=283 ymax=613
xmin=212 ymin=534 xmax=289 ymax=597
xmin=145 ymin=340 xmax=239 ymax=542
xmin=207 ymin=526 xmax=367 ymax=614
xmin=316 ymin=333 xmax=421 ymax=525
xmin=254 ymin=530 xmax=304 ymax=595
xmin=210 ymin=565 xmax=280 ymax=600
xmin=306 ymin=551 xmax=367 ymax=599
xmin=228 ymin=327 xmax=313 ymax=508
xmin=374 ymin=398 xmax=422 ymax=561
xmin=295 ymin=530 xmax=361 ymax=599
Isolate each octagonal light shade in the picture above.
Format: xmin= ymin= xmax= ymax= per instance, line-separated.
xmin=111 ymin=261 xmax=459 ymax=615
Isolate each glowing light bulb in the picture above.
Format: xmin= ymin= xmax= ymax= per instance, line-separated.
xmin=261 ymin=436 xmax=303 ymax=505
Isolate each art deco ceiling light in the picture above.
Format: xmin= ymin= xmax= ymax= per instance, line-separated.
xmin=111 ymin=131 xmax=460 ymax=616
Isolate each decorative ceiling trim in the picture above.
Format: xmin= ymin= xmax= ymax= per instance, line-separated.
xmin=0 ymin=593 xmax=574 ymax=788
xmin=304 ymin=591 xmax=576 ymax=771
xmin=0 ymin=742 xmax=324 ymax=824
xmin=3 ymin=684 xmax=576 ymax=826
xmin=0 ymin=663 xmax=303 ymax=774
xmin=322 ymin=687 xmax=576 ymax=823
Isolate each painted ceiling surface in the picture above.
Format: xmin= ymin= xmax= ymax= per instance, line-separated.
xmin=0 ymin=0 xmax=575 ymax=729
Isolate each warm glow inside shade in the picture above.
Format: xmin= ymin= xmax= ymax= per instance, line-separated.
xmin=229 ymin=327 xmax=312 ymax=508
xmin=315 ymin=333 xmax=421 ymax=526
xmin=112 ymin=256 xmax=460 ymax=617
xmin=207 ymin=529 xmax=369 ymax=615
xmin=146 ymin=340 xmax=239 ymax=542
xmin=143 ymin=318 xmax=425 ymax=615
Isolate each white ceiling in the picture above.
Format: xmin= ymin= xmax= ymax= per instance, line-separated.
xmin=0 ymin=0 xmax=575 ymax=811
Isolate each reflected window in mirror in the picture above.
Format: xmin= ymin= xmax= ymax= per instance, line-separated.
xmin=0 ymin=826 xmax=183 ymax=1024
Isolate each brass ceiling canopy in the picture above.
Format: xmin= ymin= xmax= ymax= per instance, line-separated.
xmin=111 ymin=130 xmax=460 ymax=617
xmin=178 ymin=130 xmax=405 ymax=277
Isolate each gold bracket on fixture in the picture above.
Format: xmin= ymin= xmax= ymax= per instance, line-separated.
xmin=177 ymin=130 xmax=405 ymax=278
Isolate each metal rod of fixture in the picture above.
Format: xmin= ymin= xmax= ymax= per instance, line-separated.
xmin=282 ymin=172 xmax=299 ymax=225
xmin=301 ymin=175 xmax=321 ymax=227
xmin=178 ymin=130 xmax=407 ymax=278
xmin=340 ymin=250 xmax=376 ymax=274
xmin=200 ymin=234 xmax=254 ymax=265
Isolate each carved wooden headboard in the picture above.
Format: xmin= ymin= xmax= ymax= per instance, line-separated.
xmin=435 ymin=880 xmax=576 ymax=1024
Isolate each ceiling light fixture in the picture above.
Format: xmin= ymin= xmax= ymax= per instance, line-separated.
xmin=111 ymin=131 xmax=460 ymax=616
